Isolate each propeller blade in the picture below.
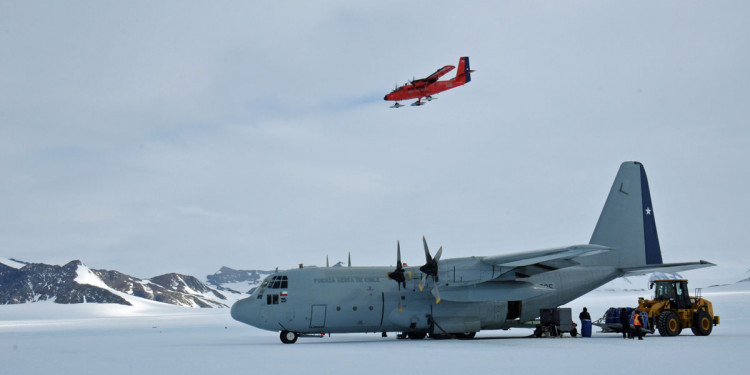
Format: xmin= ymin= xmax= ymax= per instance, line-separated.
xmin=422 ymin=236 xmax=432 ymax=264
xmin=397 ymin=240 xmax=405 ymax=311
xmin=387 ymin=241 xmax=406 ymax=286
xmin=418 ymin=273 xmax=426 ymax=291
xmin=419 ymin=236 xmax=439 ymax=279
xmin=433 ymin=282 xmax=441 ymax=304
xmin=434 ymin=246 xmax=443 ymax=263
xmin=397 ymin=241 xmax=402 ymax=268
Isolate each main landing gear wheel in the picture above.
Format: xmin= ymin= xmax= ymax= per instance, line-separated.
xmin=691 ymin=310 xmax=714 ymax=336
xmin=657 ymin=311 xmax=682 ymax=336
xmin=280 ymin=330 xmax=298 ymax=344
xmin=456 ymin=332 xmax=476 ymax=339
xmin=407 ymin=332 xmax=427 ymax=340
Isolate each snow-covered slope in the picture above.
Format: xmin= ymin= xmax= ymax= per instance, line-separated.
xmin=0 ymin=260 xmax=131 ymax=305
xmin=0 ymin=259 xmax=245 ymax=308
xmin=0 ymin=256 xmax=27 ymax=269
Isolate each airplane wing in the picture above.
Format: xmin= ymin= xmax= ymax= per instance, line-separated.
xmin=481 ymin=244 xmax=612 ymax=267
xmin=434 ymin=245 xmax=610 ymax=302
xmin=622 ymin=260 xmax=715 ymax=276
xmin=421 ymin=65 xmax=455 ymax=84
xmin=480 ymin=244 xmax=612 ymax=280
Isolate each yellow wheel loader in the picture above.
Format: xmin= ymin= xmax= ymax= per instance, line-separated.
xmin=637 ymin=279 xmax=719 ymax=336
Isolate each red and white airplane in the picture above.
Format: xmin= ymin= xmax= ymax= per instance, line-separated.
xmin=384 ymin=57 xmax=474 ymax=108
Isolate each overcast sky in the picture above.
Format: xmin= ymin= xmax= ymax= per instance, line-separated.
xmin=2 ymin=1 xmax=749 ymax=286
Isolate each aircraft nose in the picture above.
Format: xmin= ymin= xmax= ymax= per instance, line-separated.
xmin=231 ymin=297 xmax=255 ymax=325
xmin=384 ymin=95 xmax=388 ymax=101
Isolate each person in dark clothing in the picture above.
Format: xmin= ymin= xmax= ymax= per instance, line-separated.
xmin=619 ymin=308 xmax=632 ymax=339
xmin=579 ymin=307 xmax=591 ymax=322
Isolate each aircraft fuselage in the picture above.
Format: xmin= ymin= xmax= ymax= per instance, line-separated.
xmin=231 ymin=258 xmax=621 ymax=335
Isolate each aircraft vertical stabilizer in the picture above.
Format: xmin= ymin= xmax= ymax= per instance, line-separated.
xmin=456 ymin=56 xmax=472 ymax=83
xmin=588 ymin=161 xmax=663 ymax=268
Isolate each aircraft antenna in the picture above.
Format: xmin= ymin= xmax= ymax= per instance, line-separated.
xmin=348 ymin=252 xmax=351 ymax=267
xmin=326 ymin=255 xmax=329 ymax=268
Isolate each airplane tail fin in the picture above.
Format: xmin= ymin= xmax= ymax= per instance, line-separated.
xmin=588 ymin=162 xmax=663 ymax=268
xmin=456 ymin=56 xmax=473 ymax=83
xmin=587 ymin=162 xmax=714 ymax=274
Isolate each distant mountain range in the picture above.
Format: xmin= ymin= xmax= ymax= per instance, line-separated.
xmin=0 ymin=257 xmax=269 ymax=308
xmin=205 ymin=266 xmax=273 ymax=295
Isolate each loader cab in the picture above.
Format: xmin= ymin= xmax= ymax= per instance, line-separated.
xmin=650 ymin=279 xmax=691 ymax=309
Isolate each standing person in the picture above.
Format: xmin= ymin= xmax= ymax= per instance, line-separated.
xmin=579 ymin=307 xmax=592 ymax=337
xmin=633 ymin=310 xmax=644 ymax=340
xmin=579 ymin=307 xmax=591 ymax=323
xmin=619 ymin=308 xmax=631 ymax=339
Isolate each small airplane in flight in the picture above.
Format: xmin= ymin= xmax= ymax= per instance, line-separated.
xmin=231 ymin=162 xmax=714 ymax=343
xmin=384 ymin=56 xmax=474 ymax=108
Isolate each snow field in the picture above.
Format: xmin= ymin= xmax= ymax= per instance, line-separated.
xmin=2 ymin=288 xmax=748 ymax=375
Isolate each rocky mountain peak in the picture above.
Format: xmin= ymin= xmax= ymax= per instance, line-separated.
xmin=1 ymin=259 xmax=239 ymax=308
xmin=0 ymin=260 xmax=130 ymax=305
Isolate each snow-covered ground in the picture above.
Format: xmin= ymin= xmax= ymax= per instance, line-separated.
xmin=2 ymin=286 xmax=749 ymax=375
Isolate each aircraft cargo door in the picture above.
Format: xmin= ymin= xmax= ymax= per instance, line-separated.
xmin=310 ymin=304 xmax=327 ymax=328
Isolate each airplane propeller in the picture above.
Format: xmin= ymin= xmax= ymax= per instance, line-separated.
xmin=387 ymin=241 xmax=406 ymax=288
xmin=418 ymin=236 xmax=442 ymax=304
xmin=387 ymin=241 xmax=407 ymax=311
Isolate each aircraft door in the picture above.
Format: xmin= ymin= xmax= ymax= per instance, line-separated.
xmin=310 ymin=304 xmax=327 ymax=328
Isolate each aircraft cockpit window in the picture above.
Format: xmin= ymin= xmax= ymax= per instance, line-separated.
xmin=266 ymin=293 xmax=281 ymax=305
xmin=267 ymin=275 xmax=288 ymax=289
xmin=257 ymin=276 xmax=273 ymax=299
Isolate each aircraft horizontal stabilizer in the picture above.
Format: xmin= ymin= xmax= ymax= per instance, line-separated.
xmin=481 ymin=244 xmax=612 ymax=268
xmin=622 ymin=260 xmax=715 ymax=276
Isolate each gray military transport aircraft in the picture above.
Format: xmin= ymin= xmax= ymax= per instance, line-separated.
xmin=231 ymin=162 xmax=714 ymax=343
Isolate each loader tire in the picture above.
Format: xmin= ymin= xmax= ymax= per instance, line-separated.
xmin=691 ymin=310 xmax=713 ymax=336
xmin=657 ymin=311 xmax=682 ymax=336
